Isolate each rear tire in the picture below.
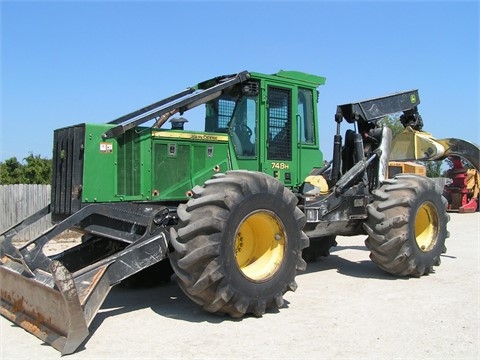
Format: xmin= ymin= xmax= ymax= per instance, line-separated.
xmin=169 ymin=171 xmax=308 ymax=317
xmin=364 ymin=174 xmax=449 ymax=276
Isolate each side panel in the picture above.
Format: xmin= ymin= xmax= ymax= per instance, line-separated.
xmin=52 ymin=124 xmax=232 ymax=212
xmin=81 ymin=124 xmax=153 ymax=203
xmin=151 ymin=131 xmax=230 ymax=200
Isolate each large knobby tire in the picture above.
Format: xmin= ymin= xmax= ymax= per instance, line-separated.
xmin=364 ymin=174 xmax=450 ymax=277
xmin=169 ymin=171 xmax=309 ymax=318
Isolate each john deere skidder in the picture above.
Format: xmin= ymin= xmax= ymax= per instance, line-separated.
xmin=1 ymin=70 xmax=479 ymax=354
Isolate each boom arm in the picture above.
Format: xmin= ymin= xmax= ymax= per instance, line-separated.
xmin=102 ymin=71 xmax=250 ymax=139
xmin=337 ymin=89 xmax=421 ymax=125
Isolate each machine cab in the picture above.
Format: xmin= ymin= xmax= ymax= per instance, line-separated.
xmin=204 ymin=70 xmax=326 ymax=189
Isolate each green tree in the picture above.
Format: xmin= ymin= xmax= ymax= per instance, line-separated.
xmin=23 ymin=153 xmax=52 ymax=184
xmin=421 ymin=160 xmax=443 ymax=178
xmin=0 ymin=153 xmax=52 ymax=184
xmin=378 ymin=114 xmax=404 ymax=139
xmin=0 ymin=157 xmax=25 ymax=184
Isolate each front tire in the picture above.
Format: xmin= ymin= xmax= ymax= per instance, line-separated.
xmin=364 ymin=174 xmax=449 ymax=276
xmin=169 ymin=171 xmax=308 ymax=317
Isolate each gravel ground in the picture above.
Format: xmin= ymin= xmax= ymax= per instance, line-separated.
xmin=1 ymin=212 xmax=479 ymax=359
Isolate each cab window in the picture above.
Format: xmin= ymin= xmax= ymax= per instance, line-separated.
xmin=298 ymin=88 xmax=315 ymax=144
xmin=231 ymin=97 xmax=257 ymax=157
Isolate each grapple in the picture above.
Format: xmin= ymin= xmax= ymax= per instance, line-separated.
xmin=0 ymin=204 xmax=170 ymax=355
xmin=391 ymin=130 xmax=480 ymax=171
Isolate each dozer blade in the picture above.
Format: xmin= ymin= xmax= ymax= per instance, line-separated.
xmin=0 ymin=203 xmax=171 ymax=355
xmin=1 ymin=259 xmax=93 ymax=355
xmin=1 ymin=235 xmax=168 ymax=354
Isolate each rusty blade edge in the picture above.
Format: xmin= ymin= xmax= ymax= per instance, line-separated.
xmin=0 ymin=299 xmax=67 ymax=353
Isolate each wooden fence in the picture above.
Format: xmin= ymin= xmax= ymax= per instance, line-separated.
xmin=0 ymin=184 xmax=52 ymax=242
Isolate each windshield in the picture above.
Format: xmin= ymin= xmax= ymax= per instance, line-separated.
xmin=204 ymin=87 xmax=258 ymax=157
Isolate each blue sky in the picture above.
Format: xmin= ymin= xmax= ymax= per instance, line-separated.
xmin=1 ymin=0 xmax=479 ymax=162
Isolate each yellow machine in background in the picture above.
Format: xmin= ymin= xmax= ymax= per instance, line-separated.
xmin=387 ymin=161 xmax=426 ymax=178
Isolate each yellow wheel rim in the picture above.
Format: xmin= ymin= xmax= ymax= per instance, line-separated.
xmin=234 ymin=210 xmax=286 ymax=282
xmin=415 ymin=202 xmax=439 ymax=252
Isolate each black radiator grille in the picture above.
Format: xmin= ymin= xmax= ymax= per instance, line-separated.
xmin=51 ymin=125 xmax=85 ymax=222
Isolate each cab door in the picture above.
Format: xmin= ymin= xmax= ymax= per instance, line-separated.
xmin=261 ymin=85 xmax=298 ymax=187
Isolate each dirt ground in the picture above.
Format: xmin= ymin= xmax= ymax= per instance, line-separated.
xmin=1 ymin=212 xmax=479 ymax=359
xmin=11 ymin=229 xmax=82 ymax=255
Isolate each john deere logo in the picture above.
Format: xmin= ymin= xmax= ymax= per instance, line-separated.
xmin=410 ymin=94 xmax=417 ymax=103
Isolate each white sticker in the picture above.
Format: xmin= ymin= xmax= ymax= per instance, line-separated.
xmin=100 ymin=142 xmax=113 ymax=153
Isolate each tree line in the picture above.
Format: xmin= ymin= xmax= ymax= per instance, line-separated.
xmin=0 ymin=153 xmax=52 ymax=185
